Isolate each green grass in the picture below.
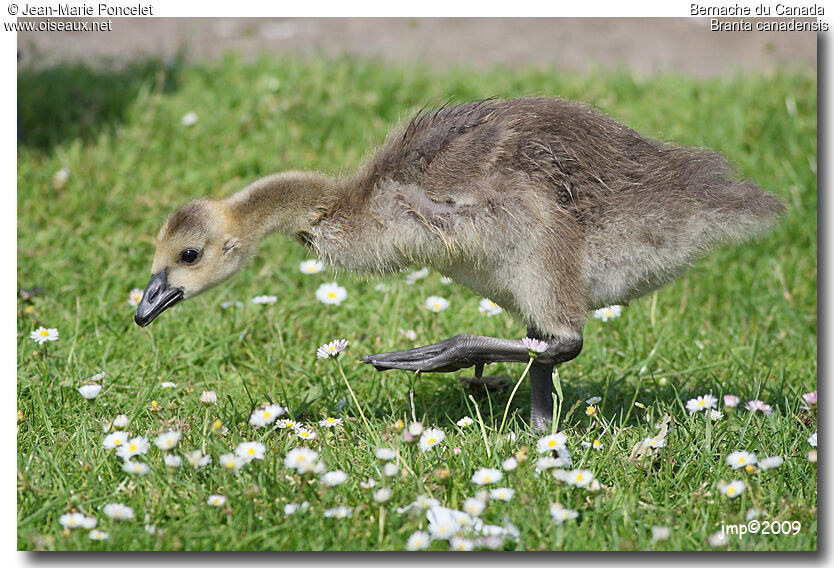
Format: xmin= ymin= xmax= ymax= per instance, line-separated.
xmin=17 ymin=55 xmax=817 ymax=551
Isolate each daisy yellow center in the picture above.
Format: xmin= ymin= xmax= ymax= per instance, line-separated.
xmin=39 ymin=330 xmax=49 ymax=336
xmin=738 ymin=457 xmax=745 ymax=463
xmin=129 ymin=444 xmax=137 ymax=452
xmin=727 ymin=487 xmax=736 ymax=495
xmin=604 ymin=310 xmax=611 ymax=317
xmin=548 ymin=440 xmax=557 ymax=447
xmin=248 ymin=448 xmax=255 ymax=455
xmin=114 ymin=439 xmax=121 ymax=444
xmin=576 ymin=473 xmax=584 ymax=481
xmin=301 ymin=432 xmax=309 ymax=437
xmin=697 ymin=400 xmax=705 ymax=407
xmin=264 ymin=412 xmax=271 ymax=418
xmin=328 ymin=292 xmax=336 ymax=298
xmin=433 ymin=303 xmax=440 ymax=310
xmin=483 ymin=476 xmax=491 ymax=482
xmin=296 ymin=456 xmax=305 ymax=462
xmin=328 ymin=346 xmax=335 ymax=351
xmin=308 ymin=267 xmax=315 ymax=272
xmin=225 ymin=461 xmax=235 ymax=468
xmin=68 ymin=518 xmax=77 ymax=526
xmin=427 ymin=437 xmax=436 ymax=444
xmin=326 ymin=418 xmax=335 ymax=423
xmin=746 ymin=465 xmax=756 ymax=473
xmin=593 ymin=440 xmax=602 ymax=447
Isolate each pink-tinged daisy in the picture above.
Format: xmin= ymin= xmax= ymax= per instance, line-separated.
xmin=723 ymin=394 xmax=739 ymax=408
xmin=478 ymin=298 xmax=503 ymax=316
xmin=592 ymin=305 xmax=622 ymax=322
xmin=236 ymin=441 xmax=266 ymax=462
xmin=30 ymin=327 xmax=59 ymax=344
xmin=419 ymin=428 xmax=445 ymax=452
xmin=317 ymin=339 xmax=349 ymax=359
xmin=199 ymin=390 xmax=218 ymax=405
xmin=299 ymin=259 xmax=324 ymax=274
xmin=128 ymin=289 xmax=143 ymax=307
xmin=116 ymin=436 xmax=150 ymax=461
xmin=424 ymin=295 xmax=450 ymax=312
xmin=522 ymin=337 xmax=548 ymax=356
xmin=726 ymin=451 xmax=757 ymax=469
xmin=685 ymin=394 xmax=718 ymax=414
xmin=316 ymin=282 xmax=347 ymax=305
xmin=536 ymin=432 xmax=567 ymax=453
xmin=802 ymin=391 xmax=817 ymax=407
xmin=718 ymin=480 xmax=746 ymax=498
xmin=746 ymin=399 xmax=773 ymax=414
xmin=77 ymin=384 xmax=102 ymax=400
xmin=471 ymin=468 xmax=503 ymax=485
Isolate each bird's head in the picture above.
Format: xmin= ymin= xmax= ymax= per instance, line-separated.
xmin=134 ymin=199 xmax=250 ymax=326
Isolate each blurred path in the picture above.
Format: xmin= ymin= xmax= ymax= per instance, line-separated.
xmin=18 ymin=17 xmax=816 ymax=75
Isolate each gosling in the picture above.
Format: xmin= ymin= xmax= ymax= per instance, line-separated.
xmin=134 ymin=97 xmax=783 ymax=431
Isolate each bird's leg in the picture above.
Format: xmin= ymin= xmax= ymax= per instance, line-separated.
xmin=526 ymin=327 xmax=557 ymax=433
xmin=361 ymin=332 xmax=582 ymax=375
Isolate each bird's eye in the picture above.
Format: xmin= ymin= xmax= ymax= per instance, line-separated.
xmin=180 ymin=249 xmax=200 ymax=264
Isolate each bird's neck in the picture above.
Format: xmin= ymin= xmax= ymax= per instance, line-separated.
xmin=223 ymin=171 xmax=340 ymax=244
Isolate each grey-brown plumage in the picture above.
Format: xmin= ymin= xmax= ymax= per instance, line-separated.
xmin=135 ymin=96 xmax=784 ymax=431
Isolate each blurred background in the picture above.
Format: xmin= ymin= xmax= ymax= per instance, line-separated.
xmin=18 ymin=17 xmax=816 ymax=75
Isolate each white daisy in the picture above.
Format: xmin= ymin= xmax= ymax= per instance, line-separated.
xmin=285 ymin=447 xmax=319 ymax=473
xmin=642 ymin=437 xmax=666 ymax=449
xmin=154 ymin=431 xmax=181 ymax=451
xmin=220 ymin=301 xmax=243 ymax=309
xmin=90 ymin=371 xmax=106 ymax=382
xmin=419 ymin=428 xmax=445 ymax=452
xmin=374 ymin=447 xmax=397 ymax=461
xmin=78 ymin=384 xmax=102 ymax=400
xmin=758 ymin=456 xmax=784 ymax=470
xmin=651 ymin=526 xmax=671 ymax=542
xmin=456 ymin=416 xmax=474 ymax=427
xmin=59 ymin=512 xmax=96 ymax=530
xmin=316 ymin=282 xmax=347 ymax=305
xmin=586 ymin=396 xmax=602 ymax=405
xmin=686 ymin=394 xmax=718 ymax=414
xmin=236 ymin=441 xmax=266 ymax=462
xmin=103 ymin=503 xmax=134 ymax=520
xmin=321 ymin=470 xmax=348 ymax=487
xmin=219 ymin=453 xmax=246 ymax=473
xmin=462 ymin=497 xmax=486 ymax=516
xmin=554 ymin=468 xmax=594 ymax=488
xmin=709 ymin=409 xmax=724 ymax=421
xmin=383 ymin=462 xmax=399 ymax=477
xmin=478 ymin=298 xmax=503 ymax=316
xmin=427 ymin=507 xmax=462 ymax=539
xmin=299 ymin=259 xmax=324 ymax=274
xmin=276 ymin=418 xmax=300 ymax=430
xmin=323 ymin=506 xmax=352 ymax=519
xmin=122 ymin=461 xmax=150 ymax=475
xmin=535 ymin=456 xmax=569 ymax=472
xmin=489 ymin=487 xmax=515 ymax=501
xmin=53 ymin=167 xmax=70 ymax=188
xmin=440 ymin=276 xmax=453 ymax=284
xmin=103 ymin=431 xmax=129 ymax=449
xmin=808 ymin=431 xmax=817 ymax=447
xmin=319 ymin=416 xmax=343 ymax=428
xmin=116 ymin=436 xmax=150 ymax=461
xmin=181 ymin=112 xmax=198 ymax=126
xmin=88 ymin=529 xmax=108 ymax=541
xmin=30 ymin=327 xmax=59 ymax=344
xmin=284 ymin=501 xmax=309 ymax=515
xmin=406 ymin=530 xmax=431 ymax=550
xmin=536 ymin=432 xmax=567 ymax=453
xmin=185 ymin=450 xmax=212 ymax=469
xmin=207 ymin=495 xmax=226 ymax=507
xmin=408 ymin=422 xmax=424 ymax=436
xmin=164 ymin=454 xmax=182 ymax=468
xmin=396 ymin=495 xmax=440 ymax=514
xmin=250 ymin=404 xmax=285 ymax=427
xmin=718 ymin=480 xmax=746 ymax=498
xmin=592 ymin=305 xmax=622 ymax=321
xmin=404 ymin=267 xmax=430 ymax=284
xmin=296 ymin=428 xmax=317 ymax=441
xmin=549 ymin=503 xmax=579 ymax=522
xmin=127 ymin=289 xmax=143 ymax=307
xmin=373 ymin=487 xmax=391 ymax=503
xmin=424 ymin=295 xmax=450 ymax=312
xmin=501 ymin=457 xmax=518 ymax=471
xmin=450 ymin=537 xmax=475 ymax=551
xmin=726 ymin=451 xmax=757 ymax=469
xmin=251 ymin=295 xmax=277 ymax=304
xmin=112 ymin=415 xmax=129 ymax=429
xmin=360 ymin=478 xmax=376 ymax=489
xmin=161 ymin=382 xmax=177 ymax=388
xmin=471 ymin=468 xmax=503 ymax=486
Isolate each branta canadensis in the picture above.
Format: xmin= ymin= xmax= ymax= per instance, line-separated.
xmin=135 ymin=97 xmax=783 ymax=431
